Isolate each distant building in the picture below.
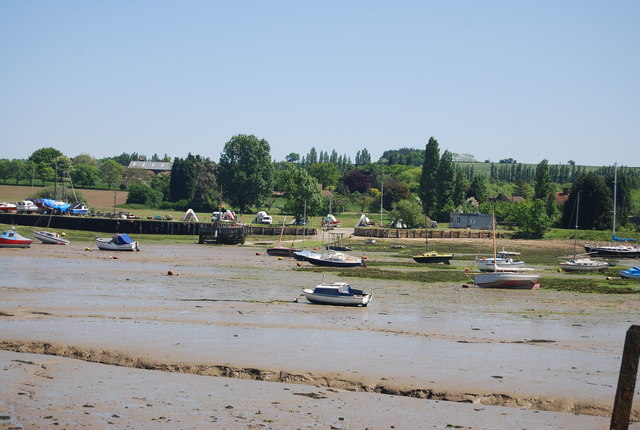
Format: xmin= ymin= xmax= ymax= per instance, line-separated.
xmin=127 ymin=161 xmax=172 ymax=174
xmin=449 ymin=212 xmax=493 ymax=230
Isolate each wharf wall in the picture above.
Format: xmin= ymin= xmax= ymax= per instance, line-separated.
xmin=0 ymin=213 xmax=316 ymax=236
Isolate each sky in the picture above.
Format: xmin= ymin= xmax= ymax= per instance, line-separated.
xmin=1 ymin=1 xmax=638 ymax=167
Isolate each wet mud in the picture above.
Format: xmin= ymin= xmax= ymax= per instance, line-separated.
xmin=1 ymin=241 xmax=639 ymax=428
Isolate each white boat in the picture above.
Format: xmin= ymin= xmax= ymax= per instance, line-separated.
xmin=302 ymin=282 xmax=372 ymax=306
xmin=16 ymin=200 xmax=38 ymax=213
xmin=95 ymin=233 xmax=139 ymax=251
xmin=473 ymin=214 xmax=540 ymax=289
xmin=33 ymin=230 xmax=70 ymax=245
xmin=474 ymin=270 xmax=540 ymax=289
xmin=475 ymin=254 xmax=525 ymax=272
xmin=305 ymin=251 xmax=364 ymax=268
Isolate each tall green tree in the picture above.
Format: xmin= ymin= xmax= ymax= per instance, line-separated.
xmin=282 ymin=166 xmax=324 ymax=220
xmin=418 ymin=137 xmax=440 ymax=216
xmin=169 ymin=156 xmax=198 ymax=202
xmin=467 ymin=176 xmax=488 ymax=203
xmin=218 ymin=134 xmax=274 ymax=213
xmin=100 ymin=159 xmax=124 ymax=190
xmin=562 ymin=172 xmax=612 ymax=230
xmin=389 ymin=198 xmax=425 ymax=228
xmin=453 ymin=168 xmax=469 ymax=207
xmin=70 ymin=164 xmax=100 ymax=187
xmin=309 ymin=163 xmax=339 ymax=189
xmin=512 ymin=199 xmax=551 ymax=239
xmin=433 ymin=150 xmax=455 ymax=221
xmin=28 ymin=147 xmax=63 ymax=167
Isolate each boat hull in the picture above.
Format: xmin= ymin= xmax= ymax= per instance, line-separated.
xmin=302 ymin=289 xmax=371 ymax=306
xmin=266 ymin=246 xmax=299 ymax=257
xmin=474 ymin=272 xmax=540 ymax=289
xmin=96 ymin=239 xmax=139 ymax=251
xmin=559 ymin=259 xmax=608 ymax=272
xmin=0 ymin=230 xmax=33 ymax=248
xmin=305 ymin=253 xmax=363 ymax=268
xmin=0 ymin=240 xmax=32 ymax=248
xmin=33 ymin=230 xmax=70 ymax=245
xmin=619 ymin=267 xmax=640 ymax=280
xmin=584 ymin=244 xmax=640 ymax=258
xmin=413 ymin=253 xmax=453 ymax=264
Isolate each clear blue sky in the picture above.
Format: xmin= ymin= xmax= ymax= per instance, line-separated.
xmin=1 ymin=1 xmax=638 ymax=167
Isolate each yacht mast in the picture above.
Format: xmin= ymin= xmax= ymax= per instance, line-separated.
xmin=613 ymin=163 xmax=617 ymax=237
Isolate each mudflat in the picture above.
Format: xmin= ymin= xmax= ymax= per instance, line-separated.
xmin=1 ymin=240 xmax=639 ymax=429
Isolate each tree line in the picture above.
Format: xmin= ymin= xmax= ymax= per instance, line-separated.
xmin=1 ymin=136 xmax=638 ymax=238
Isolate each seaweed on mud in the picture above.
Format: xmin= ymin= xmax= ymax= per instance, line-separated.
xmin=540 ymin=277 xmax=640 ymax=294
xmin=294 ymin=266 xmax=468 ymax=283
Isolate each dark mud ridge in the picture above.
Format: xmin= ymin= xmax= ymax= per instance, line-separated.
xmin=0 ymin=340 xmax=630 ymax=420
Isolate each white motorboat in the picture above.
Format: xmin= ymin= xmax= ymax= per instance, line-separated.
xmin=96 ymin=233 xmax=139 ymax=251
xmin=302 ymin=282 xmax=372 ymax=306
xmin=33 ymin=230 xmax=70 ymax=245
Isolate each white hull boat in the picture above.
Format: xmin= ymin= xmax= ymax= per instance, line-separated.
xmin=474 ymin=271 xmax=540 ymax=289
xmin=302 ymin=282 xmax=371 ymax=306
xmin=96 ymin=233 xmax=139 ymax=251
xmin=558 ymin=257 xmax=609 ymax=272
xmin=33 ymin=230 xmax=70 ymax=245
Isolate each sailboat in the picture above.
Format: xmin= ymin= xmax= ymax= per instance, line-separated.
xmin=584 ymin=164 xmax=640 ymax=258
xmin=267 ymin=217 xmax=300 ymax=257
xmin=559 ymin=192 xmax=608 ymax=271
xmin=412 ymin=221 xmax=453 ymax=264
xmin=473 ymin=214 xmax=540 ymax=289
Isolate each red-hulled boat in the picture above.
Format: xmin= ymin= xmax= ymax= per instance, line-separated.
xmin=0 ymin=229 xmax=33 ymax=248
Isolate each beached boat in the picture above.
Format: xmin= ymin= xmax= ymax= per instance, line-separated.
xmin=472 ymin=214 xmax=540 ymax=289
xmin=412 ymin=222 xmax=454 ymax=264
xmin=0 ymin=229 xmax=33 ymax=248
xmin=618 ymin=266 xmax=640 ymax=280
xmin=266 ymin=245 xmax=300 ymax=257
xmin=95 ymin=233 xmax=139 ymax=251
xmin=584 ymin=164 xmax=639 ymax=258
xmin=305 ymin=251 xmax=364 ymax=268
xmin=266 ymin=217 xmax=299 ymax=257
xmin=413 ymin=250 xmax=454 ymax=264
xmin=302 ymin=282 xmax=371 ymax=306
xmin=33 ymin=230 xmax=70 ymax=245
xmin=474 ymin=270 xmax=540 ymax=289
xmin=558 ymin=193 xmax=609 ymax=271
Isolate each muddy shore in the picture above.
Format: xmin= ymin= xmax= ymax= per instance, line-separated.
xmin=1 ymin=239 xmax=639 ymax=429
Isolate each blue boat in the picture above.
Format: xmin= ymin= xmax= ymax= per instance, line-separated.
xmin=618 ymin=266 xmax=640 ymax=280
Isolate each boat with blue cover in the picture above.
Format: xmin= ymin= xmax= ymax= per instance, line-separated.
xmin=95 ymin=233 xmax=139 ymax=251
xmin=619 ymin=266 xmax=640 ymax=280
